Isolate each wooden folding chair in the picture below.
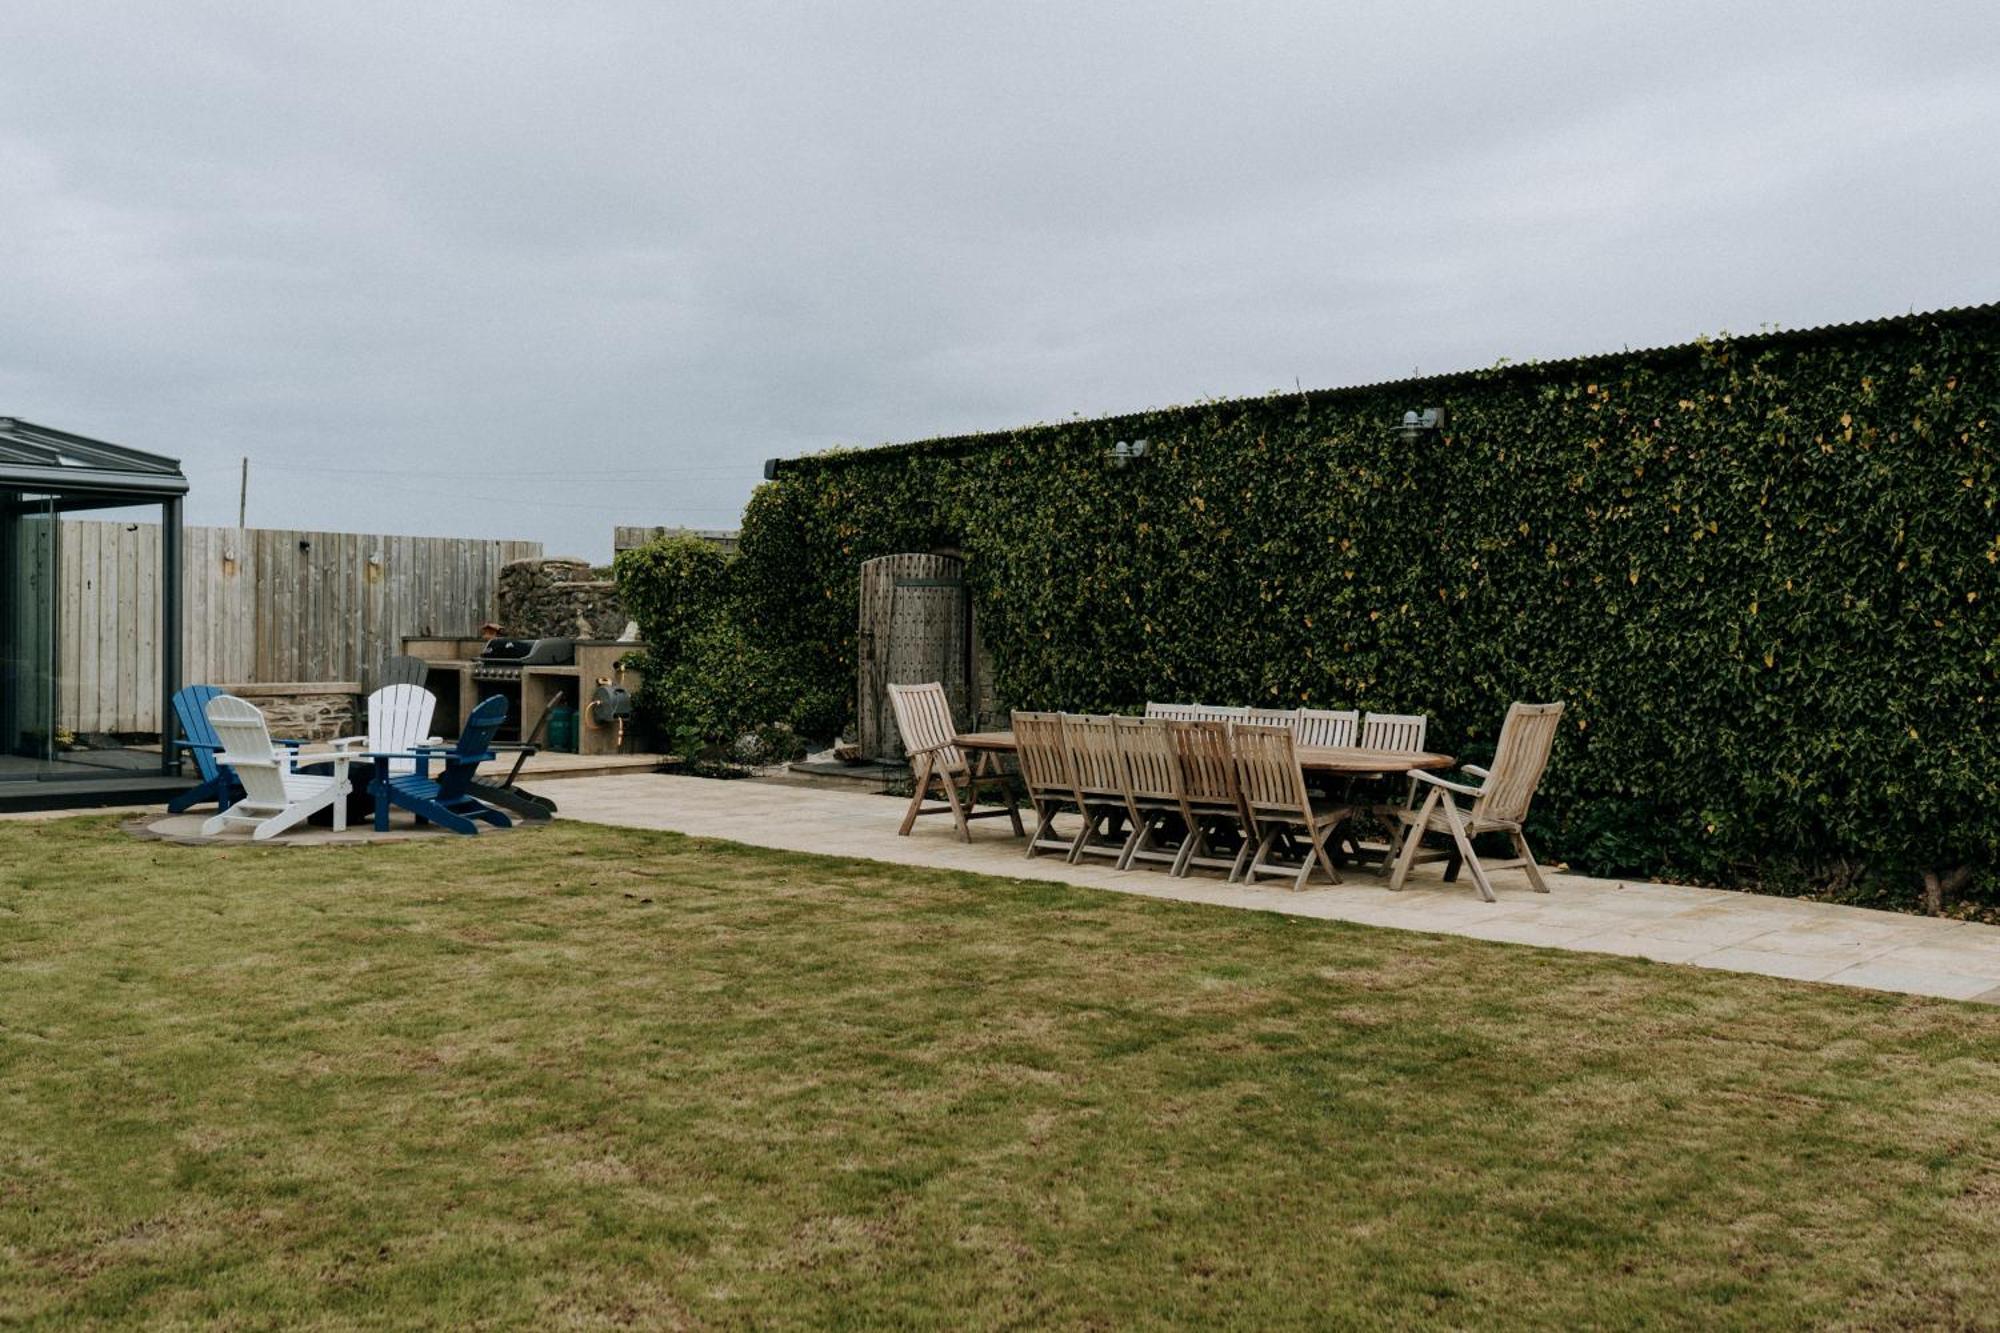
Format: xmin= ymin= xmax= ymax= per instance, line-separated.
xmin=1233 ymin=724 xmax=1355 ymax=890
xmin=1360 ymin=712 xmax=1428 ymax=753
xmin=1111 ymin=716 xmax=1186 ymax=871
xmin=888 ymin=682 xmax=1023 ymax=842
xmin=1013 ymin=711 xmax=1084 ymax=860
xmin=1060 ymin=713 xmax=1132 ymax=865
xmin=1388 ymin=702 xmax=1565 ymax=901
xmin=1295 ymin=708 xmax=1360 ymax=748
xmin=1166 ymin=719 xmax=1254 ymax=880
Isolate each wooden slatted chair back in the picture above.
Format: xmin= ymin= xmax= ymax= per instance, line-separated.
xmin=1202 ymin=705 xmax=1251 ymax=720
xmin=1169 ymin=720 xmax=1239 ymax=808
xmin=204 ymin=695 xmax=291 ymax=809
xmin=1244 ymin=707 xmax=1300 ymax=730
xmin=1295 ymin=708 xmax=1359 ymax=748
xmin=1361 ymin=712 xmax=1428 ymax=753
xmin=1231 ymin=724 xmax=1312 ymax=816
xmin=1011 ymin=711 xmax=1074 ymax=798
xmin=1060 ymin=714 xmax=1125 ymax=800
xmin=1144 ymin=702 xmax=1204 ymax=721
xmin=1112 ymin=716 xmax=1180 ymax=803
xmin=887 ymin=682 xmax=965 ymax=776
xmin=368 ymin=684 xmax=438 ymax=776
xmin=1473 ymin=702 xmax=1565 ymax=826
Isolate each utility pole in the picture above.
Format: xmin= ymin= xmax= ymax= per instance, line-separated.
xmin=238 ymin=457 xmax=248 ymax=528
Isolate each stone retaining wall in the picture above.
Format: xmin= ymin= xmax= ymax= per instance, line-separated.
xmin=497 ymin=557 xmax=629 ymax=640
xmin=219 ymin=683 xmax=359 ymax=742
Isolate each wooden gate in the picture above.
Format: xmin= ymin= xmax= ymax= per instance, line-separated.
xmin=856 ymin=553 xmax=968 ymax=763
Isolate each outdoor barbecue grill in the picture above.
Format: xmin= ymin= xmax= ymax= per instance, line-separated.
xmin=470 ymin=636 xmax=575 ymax=681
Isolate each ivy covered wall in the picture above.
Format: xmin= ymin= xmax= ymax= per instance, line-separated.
xmin=731 ymin=305 xmax=2000 ymax=905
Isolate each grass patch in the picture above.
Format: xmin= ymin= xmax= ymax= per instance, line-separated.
xmin=2 ymin=817 xmax=1998 ymax=1327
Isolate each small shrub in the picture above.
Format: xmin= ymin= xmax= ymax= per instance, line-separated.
xmin=615 ymin=533 xmax=817 ymax=762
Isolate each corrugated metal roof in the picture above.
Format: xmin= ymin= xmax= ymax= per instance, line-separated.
xmin=768 ymin=300 xmax=2000 ymax=475
xmin=0 ymin=418 xmax=188 ymax=496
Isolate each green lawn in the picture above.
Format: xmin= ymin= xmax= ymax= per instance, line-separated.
xmin=2 ymin=817 xmax=1998 ymax=1328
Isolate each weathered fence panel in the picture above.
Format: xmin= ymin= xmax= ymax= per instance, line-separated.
xmin=56 ymin=521 xmax=541 ymax=734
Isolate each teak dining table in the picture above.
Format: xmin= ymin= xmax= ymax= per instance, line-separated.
xmin=953 ymin=730 xmax=1454 ymax=777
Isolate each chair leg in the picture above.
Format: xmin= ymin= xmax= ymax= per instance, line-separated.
xmin=1226 ymin=822 xmax=1255 ymax=883
xmin=941 ymin=775 xmax=972 ymax=843
xmin=1438 ymin=796 xmax=1496 ymax=902
xmin=167 ymin=776 xmax=218 ymax=815
xmin=898 ymin=755 xmax=934 ymax=836
xmin=1025 ymin=802 xmax=1056 ymax=859
xmin=1388 ymin=792 xmax=1440 ymax=892
xmin=1245 ymin=825 xmax=1280 ymax=885
xmin=1290 ymin=828 xmax=1316 ymax=892
xmin=1311 ymin=825 xmax=1343 ymax=887
xmin=1114 ymin=818 xmax=1146 ymax=871
xmin=1511 ymin=829 xmax=1550 ymax=893
xmin=1065 ymin=809 xmax=1102 ymax=864
xmin=1172 ymin=810 xmax=1215 ymax=877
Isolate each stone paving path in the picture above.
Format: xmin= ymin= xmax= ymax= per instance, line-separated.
xmin=554 ymin=772 xmax=2000 ymax=1005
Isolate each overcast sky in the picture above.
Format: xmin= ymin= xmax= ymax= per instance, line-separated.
xmin=3 ymin=3 xmax=1995 ymax=559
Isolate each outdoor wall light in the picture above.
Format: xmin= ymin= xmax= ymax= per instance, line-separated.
xmin=1398 ymin=407 xmax=1445 ymax=445
xmin=1108 ymin=438 xmax=1151 ymax=469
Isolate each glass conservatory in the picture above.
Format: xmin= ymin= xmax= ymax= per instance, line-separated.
xmin=0 ymin=418 xmax=186 ymax=802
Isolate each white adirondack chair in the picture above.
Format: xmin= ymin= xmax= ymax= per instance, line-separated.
xmin=201 ymin=696 xmax=353 ymax=840
xmin=337 ymin=684 xmax=440 ymax=778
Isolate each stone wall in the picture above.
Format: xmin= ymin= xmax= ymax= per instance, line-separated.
xmin=220 ymin=683 xmax=359 ymax=743
xmin=496 ymin=557 xmax=629 ymax=639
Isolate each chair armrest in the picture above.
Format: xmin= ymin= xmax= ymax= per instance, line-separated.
xmin=330 ymin=734 xmax=368 ymax=748
xmin=1412 ymin=769 xmax=1487 ymax=798
xmin=905 ymin=740 xmax=959 ymax=757
xmin=172 ymin=737 xmax=224 ymax=755
xmin=1461 ymin=764 xmax=1489 ymax=779
xmin=489 ymin=742 xmax=539 ymax=754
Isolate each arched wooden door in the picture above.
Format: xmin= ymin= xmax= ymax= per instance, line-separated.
xmin=856 ymin=553 xmax=968 ymax=763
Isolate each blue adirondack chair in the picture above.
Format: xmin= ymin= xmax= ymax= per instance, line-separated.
xmin=368 ymin=693 xmax=513 ymax=835
xmin=166 ymin=684 xmax=238 ymax=812
xmin=167 ymin=684 xmax=305 ymax=813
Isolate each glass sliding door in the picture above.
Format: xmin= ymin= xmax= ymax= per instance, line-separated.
xmin=1 ymin=492 xmax=59 ymax=777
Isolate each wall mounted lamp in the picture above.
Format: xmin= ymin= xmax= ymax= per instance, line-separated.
xmin=1398 ymin=407 xmax=1445 ymax=445
xmin=1108 ymin=437 xmax=1150 ymax=469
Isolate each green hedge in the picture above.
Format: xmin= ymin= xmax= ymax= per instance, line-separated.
xmin=731 ymin=305 xmax=2000 ymax=909
xmin=612 ymin=534 xmax=808 ymax=764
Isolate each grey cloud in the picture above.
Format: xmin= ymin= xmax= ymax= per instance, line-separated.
xmin=0 ymin=0 xmax=1994 ymax=555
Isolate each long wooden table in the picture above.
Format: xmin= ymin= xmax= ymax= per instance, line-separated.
xmin=953 ymin=730 xmax=1454 ymax=776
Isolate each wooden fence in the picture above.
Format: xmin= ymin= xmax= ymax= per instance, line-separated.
xmin=58 ymin=521 xmax=541 ymax=734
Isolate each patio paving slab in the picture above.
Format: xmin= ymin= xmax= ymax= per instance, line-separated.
xmin=553 ymin=773 xmax=2000 ymax=1005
